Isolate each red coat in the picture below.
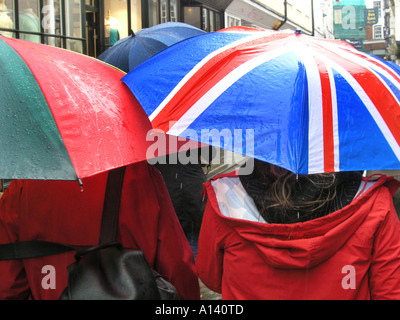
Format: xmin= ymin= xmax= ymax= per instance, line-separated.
xmin=196 ymin=174 xmax=400 ymax=300
xmin=0 ymin=161 xmax=200 ymax=300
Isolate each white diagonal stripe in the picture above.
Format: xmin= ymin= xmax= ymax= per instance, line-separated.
xmin=149 ymin=32 xmax=277 ymax=122
xmin=329 ymin=59 xmax=400 ymax=162
xmin=167 ymin=45 xmax=295 ymax=137
xmin=322 ymin=42 xmax=400 ymax=104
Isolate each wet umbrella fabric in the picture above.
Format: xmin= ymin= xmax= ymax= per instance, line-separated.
xmin=0 ymin=36 xmax=152 ymax=181
xmin=122 ymin=28 xmax=400 ymax=174
xmin=98 ymin=22 xmax=205 ymax=73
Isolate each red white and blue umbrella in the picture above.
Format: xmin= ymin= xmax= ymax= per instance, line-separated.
xmin=122 ymin=28 xmax=400 ymax=174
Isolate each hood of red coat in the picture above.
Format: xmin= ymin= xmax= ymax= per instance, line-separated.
xmin=206 ymin=175 xmax=398 ymax=269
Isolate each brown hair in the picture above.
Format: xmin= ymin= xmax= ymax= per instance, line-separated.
xmin=244 ymin=161 xmax=339 ymax=223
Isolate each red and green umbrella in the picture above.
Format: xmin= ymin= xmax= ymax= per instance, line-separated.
xmin=0 ymin=36 xmax=153 ymax=181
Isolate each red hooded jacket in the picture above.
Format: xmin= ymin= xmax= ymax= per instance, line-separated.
xmin=0 ymin=161 xmax=200 ymax=300
xmin=196 ymin=173 xmax=400 ymax=300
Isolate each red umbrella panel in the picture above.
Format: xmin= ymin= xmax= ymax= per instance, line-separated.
xmin=0 ymin=36 xmax=153 ymax=181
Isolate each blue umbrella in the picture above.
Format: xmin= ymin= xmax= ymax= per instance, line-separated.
xmin=98 ymin=22 xmax=205 ymax=72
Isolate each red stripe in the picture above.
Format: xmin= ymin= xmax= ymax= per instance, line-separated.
xmin=314 ymin=43 xmax=400 ymax=149
xmin=353 ymin=71 xmax=400 ymax=146
xmin=151 ymin=33 xmax=293 ymax=132
xmin=339 ymin=46 xmax=400 ymax=82
xmin=315 ymin=56 xmax=335 ymax=172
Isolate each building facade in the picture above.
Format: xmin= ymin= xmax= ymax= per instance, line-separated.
xmin=386 ymin=0 xmax=400 ymax=62
xmin=363 ymin=0 xmax=386 ymax=57
xmin=0 ymin=0 xmax=317 ymax=58
xmin=313 ymin=0 xmax=335 ymax=39
xmin=332 ymin=0 xmax=395 ymax=58
xmin=333 ymin=0 xmax=366 ymax=50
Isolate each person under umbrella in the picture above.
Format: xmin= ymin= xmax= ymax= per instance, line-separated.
xmin=0 ymin=161 xmax=200 ymax=300
xmin=99 ymin=23 xmax=208 ymax=258
xmin=0 ymin=37 xmax=199 ymax=300
xmin=196 ymin=160 xmax=400 ymax=299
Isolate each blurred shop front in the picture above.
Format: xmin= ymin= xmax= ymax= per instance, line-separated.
xmin=0 ymin=0 xmax=144 ymax=57
xmin=180 ymin=0 xmax=228 ymax=32
xmin=0 ymin=0 xmax=227 ymax=58
xmin=0 ymin=0 xmax=84 ymax=52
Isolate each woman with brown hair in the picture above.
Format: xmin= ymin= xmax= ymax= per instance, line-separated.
xmin=196 ymin=160 xmax=400 ymax=300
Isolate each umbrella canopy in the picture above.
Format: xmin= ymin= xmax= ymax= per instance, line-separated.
xmin=98 ymin=22 xmax=206 ymax=73
xmin=122 ymin=28 xmax=400 ymax=175
xmin=0 ymin=36 xmax=153 ymax=181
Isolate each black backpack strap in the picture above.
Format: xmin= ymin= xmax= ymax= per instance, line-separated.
xmin=0 ymin=241 xmax=75 ymax=261
xmin=0 ymin=166 xmax=126 ymax=260
xmin=98 ymin=166 xmax=126 ymax=244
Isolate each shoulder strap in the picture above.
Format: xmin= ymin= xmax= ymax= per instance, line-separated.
xmin=98 ymin=166 xmax=126 ymax=244
xmin=0 ymin=166 xmax=126 ymax=260
xmin=0 ymin=241 xmax=75 ymax=260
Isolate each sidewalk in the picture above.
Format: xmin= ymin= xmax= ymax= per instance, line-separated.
xmin=199 ymin=280 xmax=221 ymax=300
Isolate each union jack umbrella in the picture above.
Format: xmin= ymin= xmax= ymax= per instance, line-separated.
xmin=122 ymin=27 xmax=400 ymax=174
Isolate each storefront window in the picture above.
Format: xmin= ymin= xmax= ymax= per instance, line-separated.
xmin=1 ymin=0 xmax=84 ymax=54
xmin=184 ymin=5 xmax=221 ymax=32
xmin=202 ymin=7 xmax=208 ymax=31
xmin=147 ymin=0 xmax=179 ymax=27
xmin=130 ymin=0 xmax=141 ymax=32
xmin=0 ymin=0 xmax=15 ymax=38
xmin=18 ymin=0 xmax=40 ymax=43
xmin=65 ymin=0 xmax=82 ymax=53
xmin=104 ymin=0 xmax=128 ymax=46
xmin=148 ymin=0 xmax=159 ymax=27
xmin=42 ymin=0 xmax=62 ymax=48
xmin=160 ymin=0 xmax=167 ymax=23
xmin=226 ymin=15 xmax=241 ymax=28
xmin=203 ymin=7 xmax=220 ymax=31
xmin=170 ymin=0 xmax=177 ymax=22
xmin=215 ymin=11 xmax=221 ymax=30
xmin=184 ymin=6 xmax=201 ymax=29
xmin=209 ymin=10 xmax=214 ymax=31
